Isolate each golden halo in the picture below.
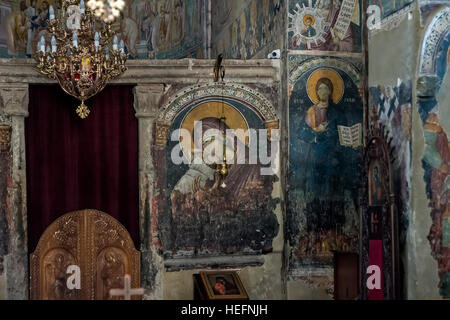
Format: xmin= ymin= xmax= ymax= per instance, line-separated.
xmin=303 ymin=14 xmax=315 ymax=26
xmin=180 ymin=102 xmax=249 ymax=162
xmin=307 ymin=68 xmax=344 ymax=104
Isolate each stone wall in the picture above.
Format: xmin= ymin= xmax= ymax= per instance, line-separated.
xmin=0 ymin=58 xmax=283 ymax=300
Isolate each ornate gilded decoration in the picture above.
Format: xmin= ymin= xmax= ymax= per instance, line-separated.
xmin=34 ymin=0 xmax=127 ymax=118
xmin=86 ymin=0 xmax=126 ymax=23
xmin=0 ymin=125 xmax=11 ymax=152
xmin=53 ymin=217 xmax=78 ymax=248
xmin=98 ymin=247 xmax=125 ymax=300
xmin=30 ymin=209 xmax=140 ymax=300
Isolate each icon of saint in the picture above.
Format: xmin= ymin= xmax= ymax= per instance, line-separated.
xmin=301 ymin=16 xmax=317 ymax=38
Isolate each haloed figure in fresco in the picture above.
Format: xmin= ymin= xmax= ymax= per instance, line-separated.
xmin=299 ymin=75 xmax=358 ymax=198
xmin=301 ymin=16 xmax=317 ymax=38
xmin=289 ymin=68 xmax=362 ymax=261
xmin=305 ymin=77 xmax=334 ymax=133
xmin=169 ymin=116 xmax=278 ymax=253
xmin=170 ymin=118 xmax=268 ymax=216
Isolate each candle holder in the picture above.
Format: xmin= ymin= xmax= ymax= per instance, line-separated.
xmin=34 ymin=0 xmax=127 ymax=118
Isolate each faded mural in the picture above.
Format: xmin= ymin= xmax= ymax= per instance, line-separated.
xmin=369 ymin=80 xmax=412 ymax=247
xmin=288 ymin=0 xmax=362 ymax=52
xmin=156 ymin=97 xmax=280 ymax=259
xmin=287 ymin=55 xmax=363 ymax=269
xmin=418 ymin=6 xmax=450 ymax=298
xmin=0 ymin=0 xmax=205 ymax=59
xmin=366 ymin=80 xmax=412 ymax=299
xmin=212 ymin=0 xmax=285 ymax=59
xmin=370 ymin=0 xmax=414 ymax=19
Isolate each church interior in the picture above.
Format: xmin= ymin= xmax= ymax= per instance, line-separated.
xmin=0 ymin=0 xmax=449 ymax=301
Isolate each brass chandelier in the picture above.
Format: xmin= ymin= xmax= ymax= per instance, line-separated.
xmin=34 ymin=0 xmax=127 ymax=118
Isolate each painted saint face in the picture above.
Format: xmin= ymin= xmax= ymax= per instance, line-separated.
xmin=317 ymin=83 xmax=331 ymax=102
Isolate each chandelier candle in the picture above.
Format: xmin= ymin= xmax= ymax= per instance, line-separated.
xmin=34 ymin=0 xmax=128 ymax=119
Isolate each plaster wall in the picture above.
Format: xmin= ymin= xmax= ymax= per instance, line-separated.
xmin=368 ymin=3 xmax=441 ymax=299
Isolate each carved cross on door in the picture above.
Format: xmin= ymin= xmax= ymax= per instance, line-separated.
xmin=110 ymin=274 xmax=145 ymax=300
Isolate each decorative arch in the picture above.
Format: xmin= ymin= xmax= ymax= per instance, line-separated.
xmin=289 ymin=56 xmax=362 ymax=88
xmin=419 ymin=6 xmax=450 ymax=76
xmin=155 ymin=82 xmax=279 ymax=147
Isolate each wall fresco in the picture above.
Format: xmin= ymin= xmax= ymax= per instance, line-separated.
xmin=211 ymin=0 xmax=285 ymax=59
xmin=287 ymin=55 xmax=363 ymax=269
xmin=288 ymin=0 xmax=362 ymax=52
xmin=418 ymin=6 xmax=450 ymax=297
xmin=370 ymin=0 xmax=414 ymax=19
xmin=369 ymin=80 xmax=412 ymax=247
xmin=155 ymin=97 xmax=280 ymax=259
xmin=0 ymin=0 xmax=205 ymax=59
xmin=366 ymin=80 xmax=412 ymax=299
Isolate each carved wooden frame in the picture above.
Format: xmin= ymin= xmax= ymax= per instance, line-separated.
xmin=360 ymin=109 xmax=400 ymax=300
xmin=30 ymin=209 xmax=140 ymax=300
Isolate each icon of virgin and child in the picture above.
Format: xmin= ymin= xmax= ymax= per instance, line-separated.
xmin=167 ymin=101 xmax=279 ymax=253
xmin=170 ymin=102 xmax=276 ymax=220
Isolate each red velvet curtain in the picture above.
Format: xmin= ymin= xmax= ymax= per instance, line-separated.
xmin=26 ymin=85 xmax=139 ymax=252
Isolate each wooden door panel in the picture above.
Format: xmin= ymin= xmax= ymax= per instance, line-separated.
xmin=30 ymin=209 xmax=140 ymax=300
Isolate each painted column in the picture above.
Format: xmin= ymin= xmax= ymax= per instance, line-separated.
xmin=0 ymin=83 xmax=29 ymax=299
xmin=133 ymin=84 xmax=165 ymax=300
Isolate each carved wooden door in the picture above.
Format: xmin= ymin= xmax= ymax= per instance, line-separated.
xmin=30 ymin=209 xmax=140 ymax=300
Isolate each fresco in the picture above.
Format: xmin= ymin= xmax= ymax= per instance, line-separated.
xmin=0 ymin=0 xmax=205 ymax=59
xmin=367 ymin=80 xmax=412 ymax=299
xmin=288 ymin=0 xmax=362 ymax=52
xmin=370 ymin=0 xmax=414 ymax=19
xmin=287 ymin=55 xmax=363 ymax=268
xmin=212 ymin=0 xmax=285 ymax=59
xmin=369 ymin=80 xmax=412 ymax=246
xmin=158 ymin=98 xmax=280 ymax=257
xmin=417 ymin=8 xmax=450 ymax=297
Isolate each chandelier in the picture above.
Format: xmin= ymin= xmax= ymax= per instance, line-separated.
xmin=34 ymin=0 xmax=128 ymax=118
xmin=86 ymin=0 xmax=126 ymax=23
